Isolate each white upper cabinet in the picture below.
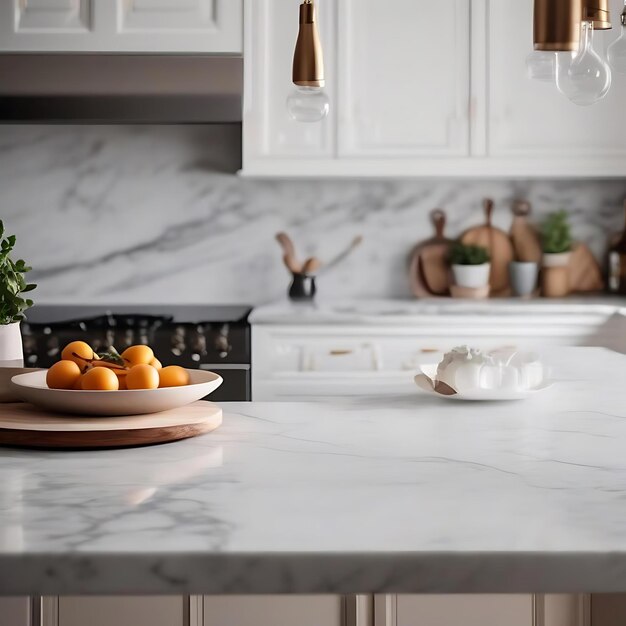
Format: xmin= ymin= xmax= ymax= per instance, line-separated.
xmin=486 ymin=0 xmax=626 ymax=176
xmin=0 ymin=0 xmax=242 ymax=53
xmin=243 ymin=0 xmax=626 ymax=177
xmin=337 ymin=0 xmax=470 ymax=158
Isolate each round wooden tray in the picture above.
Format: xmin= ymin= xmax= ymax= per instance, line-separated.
xmin=0 ymin=401 xmax=222 ymax=449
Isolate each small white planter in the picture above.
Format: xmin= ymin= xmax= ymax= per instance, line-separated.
xmin=509 ymin=261 xmax=539 ymax=297
xmin=0 ymin=322 xmax=24 ymax=368
xmin=452 ymin=263 xmax=491 ymax=289
xmin=542 ymin=251 xmax=571 ymax=268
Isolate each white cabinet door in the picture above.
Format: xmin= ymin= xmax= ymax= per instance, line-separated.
xmin=242 ymin=0 xmax=337 ymax=169
xmin=384 ymin=595 xmax=533 ymax=626
xmin=0 ymin=597 xmax=30 ymax=626
xmin=486 ymin=0 xmax=626 ymax=176
xmin=0 ymin=0 xmax=242 ymax=52
xmin=203 ymin=595 xmax=344 ymax=626
xmin=57 ymin=596 xmax=185 ymax=626
xmin=337 ymin=0 xmax=470 ymax=158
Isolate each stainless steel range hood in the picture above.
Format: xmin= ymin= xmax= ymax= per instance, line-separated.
xmin=0 ymin=55 xmax=242 ymax=123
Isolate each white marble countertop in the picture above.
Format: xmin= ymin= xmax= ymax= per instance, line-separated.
xmin=249 ymin=296 xmax=626 ymax=325
xmin=2 ymin=347 xmax=626 ymax=595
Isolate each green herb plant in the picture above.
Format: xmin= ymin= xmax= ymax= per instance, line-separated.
xmin=449 ymin=242 xmax=491 ymax=266
xmin=0 ymin=221 xmax=36 ymax=325
xmin=541 ymin=210 xmax=572 ymax=254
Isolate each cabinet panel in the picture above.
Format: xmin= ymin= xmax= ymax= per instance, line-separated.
xmin=58 ymin=596 xmax=185 ymax=626
xmin=110 ymin=0 xmax=242 ymax=53
xmin=338 ymin=0 xmax=470 ymax=157
xmin=203 ymin=595 xmax=344 ymax=626
xmin=243 ymin=0 xmax=336 ymax=162
xmin=15 ymin=0 xmax=91 ymax=31
xmin=0 ymin=597 xmax=30 ymax=626
xmin=488 ymin=0 xmax=626 ymax=161
xmin=0 ymin=0 xmax=241 ymax=52
xmin=394 ymin=594 xmax=532 ymax=626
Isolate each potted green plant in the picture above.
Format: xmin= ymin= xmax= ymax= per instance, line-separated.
xmin=449 ymin=243 xmax=491 ymax=289
xmin=0 ymin=222 xmax=36 ymax=367
xmin=541 ymin=210 xmax=572 ymax=268
xmin=541 ymin=211 xmax=572 ymax=298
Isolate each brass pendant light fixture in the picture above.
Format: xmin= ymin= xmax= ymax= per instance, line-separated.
xmin=529 ymin=0 xmax=615 ymax=105
xmin=287 ymin=0 xmax=330 ymax=123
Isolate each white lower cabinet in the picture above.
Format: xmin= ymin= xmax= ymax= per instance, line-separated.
xmin=203 ymin=595 xmax=345 ymax=626
xmin=17 ymin=593 xmax=626 ymax=625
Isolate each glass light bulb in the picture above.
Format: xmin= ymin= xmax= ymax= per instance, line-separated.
xmin=526 ymin=50 xmax=557 ymax=81
xmin=286 ymin=86 xmax=330 ymax=123
xmin=556 ymin=21 xmax=611 ymax=106
xmin=608 ymin=11 xmax=626 ymax=73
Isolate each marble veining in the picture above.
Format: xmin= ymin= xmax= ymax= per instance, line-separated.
xmin=2 ymin=347 xmax=626 ymax=594
xmin=1 ymin=125 xmax=626 ymax=304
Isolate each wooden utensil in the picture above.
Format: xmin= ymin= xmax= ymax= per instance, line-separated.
xmin=302 ymin=257 xmax=321 ymax=275
xmin=408 ymin=209 xmax=453 ymax=297
xmin=568 ymin=242 xmax=605 ymax=292
xmin=461 ymin=198 xmax=514 ymax=295
xmin=0 ymin=401 xmax=222 ymax=449
xmin=276 ymin=232 xmax=302 ymax=273
xmin=510 ymin=200 xmax=542 ymax=263
xmin=318 ymin=236 xmax=363 ymax=274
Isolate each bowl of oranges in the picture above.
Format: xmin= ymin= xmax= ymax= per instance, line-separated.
xmin=11 ymin=341 xmax=222 ymax=416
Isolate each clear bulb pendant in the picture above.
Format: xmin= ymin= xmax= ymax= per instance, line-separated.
xmin=557 ymin=20 xmax=611 ymax=106
xmin=608 ymin=4 xmax=626 ymax=73
xmin=286 ymin=86 xmax=330 ymax=123
xmin=526 ymin=50 xmax=557 ymax=81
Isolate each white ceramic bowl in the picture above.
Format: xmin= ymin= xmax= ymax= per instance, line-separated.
xmin=414 ymin=364 xmax=553 ymax=401
xmin=11 ymin=369 xmax=222 ymax=417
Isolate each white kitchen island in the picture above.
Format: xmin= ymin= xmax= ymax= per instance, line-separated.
xmin=0 ymin=347 xmax=625 ymax=599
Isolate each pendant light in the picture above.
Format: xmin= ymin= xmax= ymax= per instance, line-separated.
xmin=286 ymin=0 xmax=330 ymax=123
xmin=529 ymin=0 xmax=613 ymax=106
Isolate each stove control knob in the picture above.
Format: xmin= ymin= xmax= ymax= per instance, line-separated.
xmin=171 ymin=326 xmax=186 ymax=356
xmin=215 ymin=324 xmax=231 ymax=359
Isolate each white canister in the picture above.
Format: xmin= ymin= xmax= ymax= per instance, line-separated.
xmin=0 ymin=322 xmax=24 ymax=368
xmin=451 ymin=263 xmax=491 ymax=289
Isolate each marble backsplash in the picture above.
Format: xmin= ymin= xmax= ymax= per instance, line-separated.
xmin=1 ymin=124 xmax=625 ymax=305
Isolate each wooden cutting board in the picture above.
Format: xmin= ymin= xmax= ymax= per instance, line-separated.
xmin=461 ymin=198 xmax=514 ymax=295
xmin=409 ymin=209 xmax=453 ymax=297
xmin=510 ymin=200 xmax=542 ymax=263
xmin=0 ymin=401 xmax=222 ymax=449
xmin=568 ymin=242 xmax=605 ymax=292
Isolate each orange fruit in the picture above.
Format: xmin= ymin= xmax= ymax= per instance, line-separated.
xmin=80 ymin=367 xmax=119 ymax=391
xmin=126 ymin=364 xmax=160 ymax=390
xmin=121 ymin=345 xmax=154 ymax=368
xmin=158 ymin=365 xmax=190 ymax=388
xmin=61 ymin=341 xmax=96 ymax=372
xmin=46 ymin=360 xmax=82 ymax=390
xmin=149 ymin=357 xmax=162 ymax=370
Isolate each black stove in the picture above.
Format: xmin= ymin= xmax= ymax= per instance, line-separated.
xmin=22 ymin=305 xmax=252 ymax=401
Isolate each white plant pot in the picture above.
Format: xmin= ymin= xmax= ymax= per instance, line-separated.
xmin=509 ymin=261 xmax=539 ymax=297
xmin=0 ymin=322 xmax=24 ymax=368
xmin=542 ymin=251 xmax=571 ymax=268
xmin=452 ymin=263 xmax=491 ymax=289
